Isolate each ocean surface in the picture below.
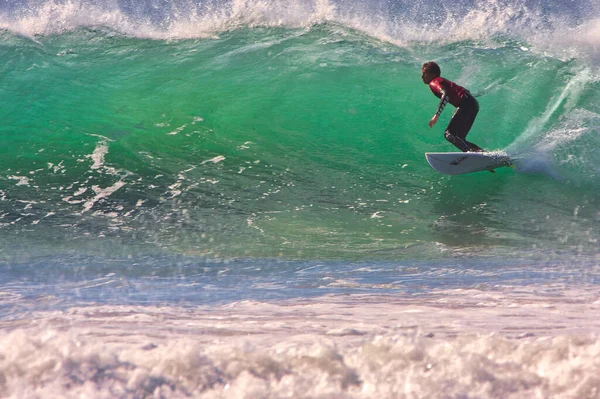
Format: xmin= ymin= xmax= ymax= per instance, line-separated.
xmin=1 ymin=0 xmax=599 ymax=397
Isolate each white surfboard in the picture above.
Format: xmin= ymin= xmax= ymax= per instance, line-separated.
xmin=425 ymin=151 xmax=512 ymax=175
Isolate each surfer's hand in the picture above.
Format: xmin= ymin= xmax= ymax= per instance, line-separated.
xmin=429 ymin=114 xmax=439 ymax=128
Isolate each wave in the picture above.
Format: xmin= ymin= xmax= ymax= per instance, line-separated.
xmin=0 ymin=15 xmax=598 ymax=260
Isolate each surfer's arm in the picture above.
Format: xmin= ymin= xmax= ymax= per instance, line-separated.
xmin=429 ymin=89 xmax=448 ymax=128
xmin=435 ymin=90 xmax=449 ymax=116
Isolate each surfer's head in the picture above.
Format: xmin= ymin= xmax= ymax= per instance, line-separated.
xmin=421 ymin=61 xmax=440 ymax=84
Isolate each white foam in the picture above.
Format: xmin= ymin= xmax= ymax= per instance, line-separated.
xmin=8 ymin=175 xmax=30 ymax=186
xmin=1 ymin=0 xmax=599 ymax=63
xmin=2 ymin=289 xmax=600 ymax=398
xmin=89 ymin=141 xmax=109 ymax=170
xmin=81 ymin=181 xmax=126 ymax=213
xmin=201 ymin=155 xmax=226 ymax=165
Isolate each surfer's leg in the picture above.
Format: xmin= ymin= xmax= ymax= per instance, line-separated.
xmin=444 ymin=130 xmax=473 ymax=152
xmin=445 ymin=115 xmax=482 ymax=152
xmin=445 ymin=95 xmax=483 ymax=152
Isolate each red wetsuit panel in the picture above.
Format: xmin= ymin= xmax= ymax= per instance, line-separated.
xmin=429 ymin=77 xmax=468 ymax=107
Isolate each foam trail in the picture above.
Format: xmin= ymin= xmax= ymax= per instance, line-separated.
xmin=508 ymin=68 xmax=593 ymax=151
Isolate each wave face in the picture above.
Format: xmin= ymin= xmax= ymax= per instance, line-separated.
xmin=0 ymin=0 xmax=599 ymax=261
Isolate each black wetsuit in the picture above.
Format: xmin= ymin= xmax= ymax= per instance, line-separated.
xmin=429 ymin=77 xmax=483 ymax=152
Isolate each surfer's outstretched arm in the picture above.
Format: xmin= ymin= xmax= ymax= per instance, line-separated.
xmin=429 ymin=89 xmax=449 ymax=127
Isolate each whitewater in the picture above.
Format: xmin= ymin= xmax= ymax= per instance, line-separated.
xmin=0 ymin=0 xmax=599 ymax=397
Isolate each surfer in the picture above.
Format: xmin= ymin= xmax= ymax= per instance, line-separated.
xmin=421 ymin=61 xmax=484 ymax=152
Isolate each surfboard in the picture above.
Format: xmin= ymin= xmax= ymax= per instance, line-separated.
xmin=425 ymin=151 xmax=512 ymax=175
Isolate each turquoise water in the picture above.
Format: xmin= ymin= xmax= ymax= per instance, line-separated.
xmin=1 ymin=0 xmax=600 ymax=396
xmin=1 ymin=23 xmax=599 ymax=261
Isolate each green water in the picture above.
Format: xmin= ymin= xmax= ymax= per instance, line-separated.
xmin=0 ymin=26 xmax=599 ymax=260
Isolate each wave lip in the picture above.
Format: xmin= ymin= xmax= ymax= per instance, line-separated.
xmin=0 ymin=0 xmax=338 ymax=39
xmin=1 ymin=0 xmax=599 ymax=60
